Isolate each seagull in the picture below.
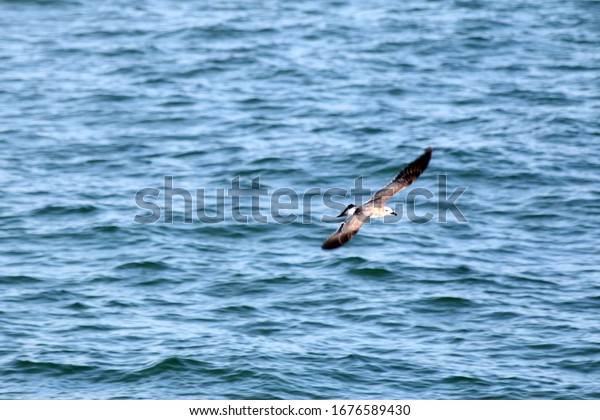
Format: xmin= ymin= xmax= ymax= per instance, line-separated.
xmin=322 ymin=147 xmax=432 ymax=250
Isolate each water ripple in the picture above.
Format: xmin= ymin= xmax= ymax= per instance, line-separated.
xmin=0 ymin=0 xmax=599 ymax=400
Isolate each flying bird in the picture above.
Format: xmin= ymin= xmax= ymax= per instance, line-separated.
xmin=322 ymin=147 xmax=432 ymax=250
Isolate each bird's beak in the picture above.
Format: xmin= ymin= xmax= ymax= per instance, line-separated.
xmin=391 ymin=212 xmax=398 ymax=216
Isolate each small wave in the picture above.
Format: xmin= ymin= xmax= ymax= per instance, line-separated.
xmin=0 ymin=275 xmax=42 ymax=285
xmin=249 ymin=156 xmax=289 ymax=165
xmin=431 ymin=296 xmax=476 ymax=306
xmin=2 ymin=0 xmax=81 ymax=5
xmin=350 ymin=126 xmax=390 ymax=135
xmin=255 ymin=276 xmax=295 ymax=285
xmin=134 ymin=277 xmax=174 ymax=287
xmin=214 ymin=305 xmax=259 ymax=315
xmin=30 ymin=204 xmax=98 ymax=216
xmin=348 ymin=267 xmax=395 ymax=278
xmin=115 ymin=357 xmax=237 ymax=383
xmin=485 ymin=311 xmax=521 ymax=320
xmin=88 ymin=275 xmax=123 ymax=283
xmin=175 ymin=67 xmax=228 ymax=78
xmin=414 ymin=296 xmax=477 ymax=309
xmin=139 ymin=357 xmax=209 ymax=373
xmin=505 ymin=275 xmax=558 ymax=286
xmin=106 ymin=299 xmax=135 ymax=308
xmin=172 ymin=150 xmax=208 ymax=159
xmin=92 ymin=225 xmax=120 ymax=233
xmin=64 ymin=302 xmax=90 ymax=310
xmin=442 ymin=375 xmax=491 ymax=386
xmin=115 ymin=261 xmax=170 ymax=271
xmin=10 ymin=360 xmax=95 ymax=376
xmin=99 ymin=48 xmax=146 ymax=57
xmin=86 ymin=93 xmax=137 ymax=103
xmin=193 ymin=225 xmax=245 ymax=239
xmin=20 ymin=289 xmax=81 ymax=303
xmin=558 ymin=359 xmax=600 ymax=374
xmin=322 ymin=256 xmax=369 ymax=268
xmin=75 ymin=324 xmax=117 ymax=332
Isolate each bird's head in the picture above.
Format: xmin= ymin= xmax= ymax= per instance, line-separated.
xmin=384 ymin=206 xmax=398 ymax=216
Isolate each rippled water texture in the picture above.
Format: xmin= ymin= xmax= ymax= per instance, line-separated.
xmin=1 ymin=0 xmax=599 ymax=399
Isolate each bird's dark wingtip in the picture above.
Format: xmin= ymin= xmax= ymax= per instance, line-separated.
xmin=413 ymin=147 xmax=433 ymax=172
xmin=393 ymin=146 xmax=433 ymax=183
xmin=322 ymin=234 xmax=348 ymax=250
xmin=321 ymin=241 xmax=340 ymax=250
xmin=422 ymin=146 xmax=433 ymax=161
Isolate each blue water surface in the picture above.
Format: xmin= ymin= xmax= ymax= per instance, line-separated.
xmin=0 ymin=0 xmax=599 ymax=399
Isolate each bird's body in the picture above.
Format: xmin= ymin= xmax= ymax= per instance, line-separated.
xmin=322 ymin=147 xmax=432 ymax=250
xmin=363 ymin=205 xmax=395 ymax=219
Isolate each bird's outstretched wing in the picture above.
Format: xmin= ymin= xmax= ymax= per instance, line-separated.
xmin=367 ymin=147 xmax=432 ymax=206
xmin=321 ymin=212 xmax=369 ymax=250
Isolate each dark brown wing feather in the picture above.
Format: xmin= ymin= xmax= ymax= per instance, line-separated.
xmin=321 ymin=212 xmax=369 ymax=250
xmin=368 ymin=147 xmax=432 ymax=206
